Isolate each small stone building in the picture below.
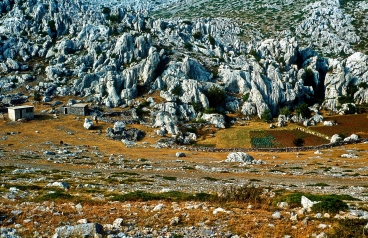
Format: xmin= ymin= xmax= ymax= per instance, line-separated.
xmin=60 ymin=103 xmax=89 ymax=116
xmin=7 ymin=105 xmax=34 ymax=121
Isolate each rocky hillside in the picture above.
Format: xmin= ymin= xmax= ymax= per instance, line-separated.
xmin=0 ymin=0 xmax=368 ymax=139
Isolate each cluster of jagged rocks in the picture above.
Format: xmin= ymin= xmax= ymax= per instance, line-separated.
xmin=0 ymin=0 xmax=368 ymax=138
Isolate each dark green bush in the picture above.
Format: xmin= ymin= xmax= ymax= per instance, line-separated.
xmin=293 ymin=137 xmax=305 ymax=147
xmin=208 ymin=34 xmax=215 ymax=45
xmin=184 ymin=42 xmax=193 ymax=51
xmin=48 ymin=20 xmax=56 ymax=31
xmin=312 ymin=197 xmax=348 ymax=214
xmin=295 ymin=102 xmax=311 ymax=118
xmin=33 ymin=91 xmax=42 ymax=102
xmin=203 ymin=107 xmax=216 ymax=113
xmin=171 ymin=85 xmax=183 ymax=96
xmin=304 ymin=68 xmax=315 ymax=87
xmin=249 ymin=50 xmax=261 ymax=61
xmin=279 ymin=106 xmax=291 ymax=116
xmin=101 ymin=7 xmax=111 ymax=14
xmin=243 ymin=93 xmax=250 ymax=102
xmin=358 ymin=82 xmax=368 ymax=89
xmin=192 ymin=31 xmax=201 ymax=39
xmin=261 ymin=109 xmax=272 ymax=122
xmin=205 ymin=85 xmax=226 ymax=108
xmin=191 ymin=102 xmax=203 ymax=112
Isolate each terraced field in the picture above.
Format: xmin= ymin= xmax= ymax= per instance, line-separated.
xmin=310 ymin=114 xmax=368 ymax=138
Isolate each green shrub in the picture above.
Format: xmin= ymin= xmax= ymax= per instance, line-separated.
xmin=304 ymin=68 xmax=315 ymax=87
xmin=171 ymin=85 xmax=183 ymax=96
xmin=191 ymin=102 xmax=203 ymax=112
xmin=203 ymin=107 xmax=216 ymax=113
xmin=184 ymin=42 xmax=193 ymax=51
xmin=358 ymin=82 xmax=368 ymax=89
xmin=110 ymin=190 xmax=216 ymax=202
xmin=208 ymin=34 xmax=215 ymax=45
xmin=243 ymin=93 xmax=250 ymax=102
xmin=205 ymin=85 xmax=226 ymax=108
xmin=33 ymin=91 xmax=42 ymax=102
xmin=279 ymin=106 xmax=291 ymax=116
xmin=261 ymin=109 xmax=272 ymax=122
xmin=109 ymin=14 xmax=119 ymax=22
xmin=293 ymin=137 xmax=304 ymax=147
xmin=295 ymin=102 xmax=311 ymax=118
xmin=101 ymin=7 xmax=111 ymax=14
xmin=249 ymin=50 xmax=261 ymax=61
xmin=162 ymin=176 xmax=177 ymax=181
xmin=48 ymin=20 xmax=56 ymax=31
xmin=202 ymin=176 xmax=218 ymax=181
xmin=275 ymin=192 xmax=357 ymax=209
xmin=192 ymin=31 xmax=201 ymax=40
xmin=35 ymin=190 xmax=72 ymax=202
xmin=312 ymin=197 xmax=348 ymax=214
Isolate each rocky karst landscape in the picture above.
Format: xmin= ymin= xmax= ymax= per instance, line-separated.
xmin=1 ymin=0 xmax=368 ymax=237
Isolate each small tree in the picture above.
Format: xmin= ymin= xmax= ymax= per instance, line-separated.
xmin=279 ymin=106 xmax=291 ymax=116
xmin=205 ymin=85 xmax=226 ymax=109
xmin=261 ymin=109 xmax=272 ymax=122
xmin=293 ymin=137 xmax=305 ymax=147
xmin=171 ymin=85 xmax=183 ymax=96
xmin=33 ymin=91 xmax=42 ymax=102
xmin=243 ymin=93 xmax=250 ymax=102
xmin=295 ymin=103 xmax=311 ymax=118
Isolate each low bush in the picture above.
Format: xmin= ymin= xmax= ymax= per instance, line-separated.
xmin=293 ymin=137 xmax=305 ymax=147
xmin=312 ymin=197 xmax=348 ymax=214
xmin=171 ymin=85 xmax=183 ymax=96
xmin=204 ymin=85 xmax=226 ymax=108
xmin=275 ymin=192 xmax=358 ymax=210
xmin=184 ymin=42 xmax=193 ymax=51
xmin=261 ymin=109 xmax=272 ymax=122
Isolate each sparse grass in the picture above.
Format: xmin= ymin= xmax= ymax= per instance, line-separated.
xmin=327 ymin=219 xmax=368 ymax=238
xmin=34 ymin=190 xmax=73 ymax=202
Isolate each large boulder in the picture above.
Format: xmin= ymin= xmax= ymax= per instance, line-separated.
xmin=343 ymin=134 xmax=359 ymax=142
xmin=106 ymin=127 xmax=145 ymax=141
xmin=0 ymin=228 xmax=20 ymax=238
xmin=47 ymin=181 xmax=70 ymax=190
xmin=53 ymin=223 xmax=104 ymax=238
xmin=330 ymin=134 xmax=342 ymax=143
xmin=152 ymin=112 xmax=180 ymax=135
xmin=113 ymin=121 xmax=126 ymax=133
xmin=225 ymin=152 xmax=254 ymax=163
xmin=83 ymin=118 xmax=94 ymax=130
xmin=201 ymin=113 xmax=226 ymax=128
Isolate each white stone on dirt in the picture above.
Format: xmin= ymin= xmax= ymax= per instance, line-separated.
xmin=225 ymin=152 xmax=254 ymax=163
xmin=83 ymin=118 xmax=94 ymax=130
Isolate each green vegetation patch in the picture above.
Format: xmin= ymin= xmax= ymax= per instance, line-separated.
xmin=110 ymin=191 xmax=216 ymax=202
xmin=275 ymin=192 xmax=359 ymax=213
xmin=250 ymin=131 xmax=283 ymax=148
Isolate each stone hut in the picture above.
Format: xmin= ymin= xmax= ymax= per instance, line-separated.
xmin=7 ymin=105 xmax=34 ymax=121
xmin=60 ymin=103 xmax=89 ymax=116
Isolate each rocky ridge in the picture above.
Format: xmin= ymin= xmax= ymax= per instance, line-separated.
xmin=1 ymin=0 xmax=368 ymax=139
